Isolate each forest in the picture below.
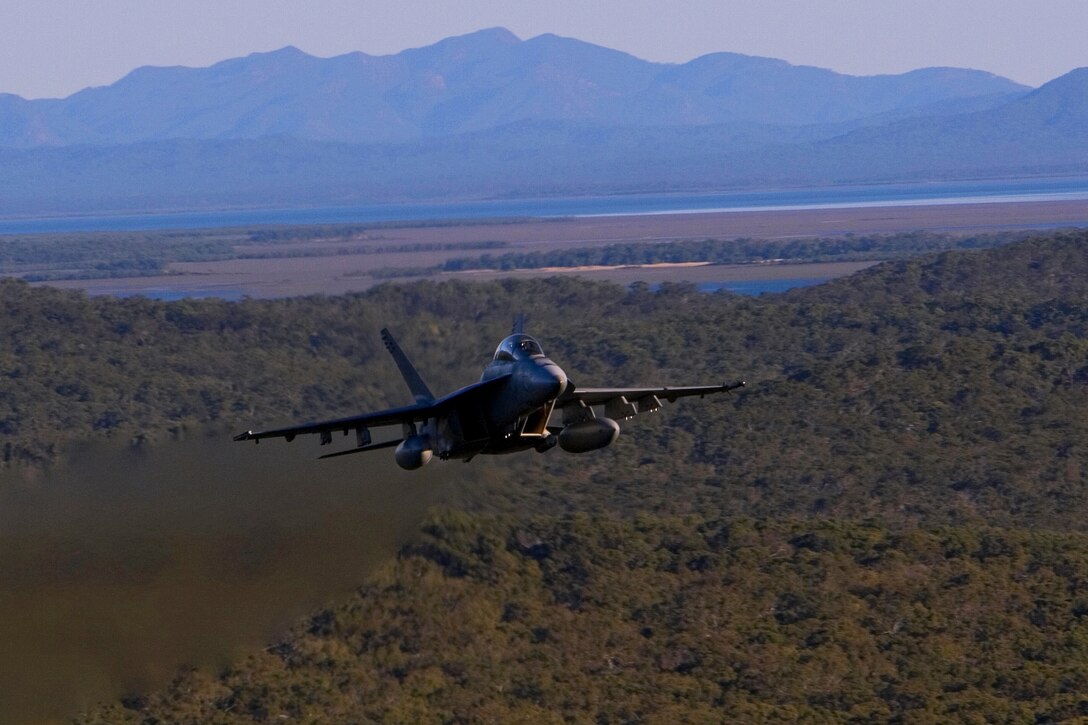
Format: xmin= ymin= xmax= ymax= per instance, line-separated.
xmin=0 ymin=230 xmax=1085 ymax=721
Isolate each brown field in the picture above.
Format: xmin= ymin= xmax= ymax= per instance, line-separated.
xmin=40 ymin=198 xmax=1088 ymax=299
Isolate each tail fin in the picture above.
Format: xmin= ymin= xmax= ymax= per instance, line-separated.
xmin=380 ymin=328 xmax=435 ymax=405
xmin=512 ymin=313 xmax=526 ymax=335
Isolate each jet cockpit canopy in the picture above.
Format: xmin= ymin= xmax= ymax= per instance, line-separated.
xmin=493 ymin=333 xmax=544 ymax=362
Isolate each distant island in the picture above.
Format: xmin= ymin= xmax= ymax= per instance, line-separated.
xmin=1 ymin=27 xmax=1086 ymax=216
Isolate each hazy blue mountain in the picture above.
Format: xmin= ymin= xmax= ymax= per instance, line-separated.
xmin=1 ymin=64 xmax=1084 ymax=216
xmin=628 ymin=55 xmax=1026 ymax=127
xmin=2 ymin=30 xmax=1085 ymax=216
xmin=0 ymin=28 xmax=1027 ymax=148
xmin=766 ymin=67 xmax=1088 ymax=179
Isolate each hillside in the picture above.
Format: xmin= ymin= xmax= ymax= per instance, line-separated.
xmin=0 ymin=232 xmax=1084 ymax=720
xmin=0 ymin=233 xmax=1085 ymax=528
xmin=80 ymin=514 xmax=1088 ymax=723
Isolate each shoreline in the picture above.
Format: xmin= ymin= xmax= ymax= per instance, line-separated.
xmin=35 ymin=198 xmax=1088 ymax=300
xmin=5 ymin=175 xmax=1088 ymax=234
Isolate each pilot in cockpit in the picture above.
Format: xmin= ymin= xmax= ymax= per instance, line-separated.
xmin=493 ymin=334 xmax=544 ymax=362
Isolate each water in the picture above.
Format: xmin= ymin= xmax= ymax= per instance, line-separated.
xmin=3 ymin=176 xmax=1087 ymax=235
xmin=108 ymin=278 xmax=828 ymax=301
xmin=105 ymin=288 xmax=249 ymax=302
xmin=701 ymin=278 xmax=829 ymax=294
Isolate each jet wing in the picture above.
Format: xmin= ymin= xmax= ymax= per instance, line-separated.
xmin=233 ymin=373 xmax=512 ymax=445
xmin=556 ymin=380 xmax=745 ymax=421
xmin=233 ymin=402 xmax=431 ymax=444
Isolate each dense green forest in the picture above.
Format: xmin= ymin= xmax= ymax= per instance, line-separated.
xmin=4 ymin=231 xmax=1085 ymax=530
xmin=81 ymin=514 xmax=1088 ymax=723
xmin=1 ymin=230 xmax=1085 ymax=720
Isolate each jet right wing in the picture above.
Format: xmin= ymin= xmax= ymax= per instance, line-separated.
xmin=232 ymin=401 xmax=434 ymax=445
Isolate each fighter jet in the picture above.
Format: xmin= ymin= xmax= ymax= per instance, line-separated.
xmin=234 ymin=319 xmax=744 ymax=470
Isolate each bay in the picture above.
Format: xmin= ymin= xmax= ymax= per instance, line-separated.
xmin=2 ymin=176 xmax=1087 ymax=235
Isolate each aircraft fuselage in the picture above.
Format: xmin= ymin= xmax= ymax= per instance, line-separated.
xmin=425 ymin=333 xmax=568 ymax=461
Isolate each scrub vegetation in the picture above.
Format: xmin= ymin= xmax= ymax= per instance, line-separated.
xmin=434 ymin=229 xmax=1025 ymax=273
xmin=3 ymin=230 xmax=1086 ymax=721
xmin=0 ymin=226 xmax=1028 ymax=282
xmin=0 ymin=225 xmax=508 ymax=281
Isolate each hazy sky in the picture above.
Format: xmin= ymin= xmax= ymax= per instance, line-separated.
xmin=3 ymin=0 xmax=1086 ymax=99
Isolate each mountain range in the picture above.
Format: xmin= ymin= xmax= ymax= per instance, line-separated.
xmin=1 ymin=28 xmax=1085 ymax=216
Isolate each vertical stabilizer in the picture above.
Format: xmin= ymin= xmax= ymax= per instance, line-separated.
xmin=380 ymin=328 xmax=435 ymax=405
xmin=512 ymin=314 xmax=526 ymax=335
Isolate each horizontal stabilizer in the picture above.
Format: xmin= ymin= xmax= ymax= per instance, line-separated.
xmin=318 ymin=438 xmax=403 ymax=460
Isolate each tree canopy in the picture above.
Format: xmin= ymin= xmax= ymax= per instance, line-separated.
xmin=2 ymin=229 xmax=1084 ymax=721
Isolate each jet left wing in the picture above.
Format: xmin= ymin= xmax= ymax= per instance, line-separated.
xmin=556 ymin=380 xmax=745 ymax=421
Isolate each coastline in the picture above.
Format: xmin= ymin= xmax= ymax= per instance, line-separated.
xmin=36 ymin=198 xmax=1088 ymax=300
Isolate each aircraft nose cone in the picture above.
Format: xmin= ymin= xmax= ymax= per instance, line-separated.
xmin=535 ymin=360 xmax=567 ymax=399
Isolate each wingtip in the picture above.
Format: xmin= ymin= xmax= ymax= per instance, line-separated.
xmin=233 ymin=431 xmax=253 ymax=442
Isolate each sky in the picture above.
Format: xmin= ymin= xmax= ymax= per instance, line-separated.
xmin=2 ymin=0 xmax=1086 ymax=99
